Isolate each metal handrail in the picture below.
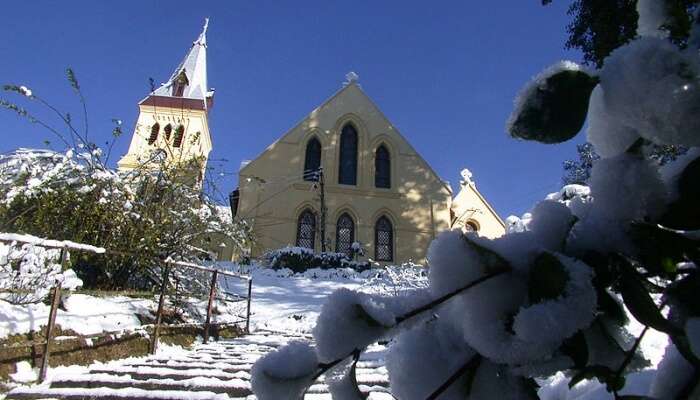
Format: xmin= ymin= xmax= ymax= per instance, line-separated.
xmin=0 ymin=234 xmax=253 ymax=382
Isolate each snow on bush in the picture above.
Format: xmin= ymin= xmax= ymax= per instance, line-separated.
xmin=313 ymin=288 xmax=396 ymax=363
xmin=0 ymin=240 xmax=82 ymax=304
xmin=252 ymin=4 xmax=700 ymax=399
xmin=250 ymin=341 xmax=318 ymax=400
xmin=360 ymin=262 xmax=427 ymax=297
xmin=263 ymin=246 xmax=373 ymax=273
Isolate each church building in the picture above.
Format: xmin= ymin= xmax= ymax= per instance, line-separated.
xmin=233 ymin=75 xmax=506 ymax=264
xmin=117 ymin=20 xmax=506 ymax=264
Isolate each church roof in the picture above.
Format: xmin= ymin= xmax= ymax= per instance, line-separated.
xmin=145 ymin=18 xmax=213 ymax=108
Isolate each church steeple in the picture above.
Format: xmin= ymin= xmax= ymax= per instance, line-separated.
xmin=143 ymin=18 xmax=214 ymax=110
xmin=118 ymin=19 xmax=214 ymax=186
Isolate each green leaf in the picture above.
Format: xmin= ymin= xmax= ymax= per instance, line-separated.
xmin=629 ymin=222 xmax=697 ymax=276
xmin=596 ymin=289 xmax=628 ymax=325
xmin=353 ymin=304 xmax=391 ymax=329
xmin=509 ymin=66 xmax=599 ymax=144
xmin=569 ymin=365 xmax=614 ymax=389
xmin=605 ymin=375 xmax=625 ymax=392
xmin=618 ymin=268 xmax=679 ymax=335
xmin=461 ymin=235 xmax=512 ymax=275
xmin=529 ymin=252 xmax=570 ymax=304
xmin=661 ymin=156 xmax=700 ymax=230
xmin=560 ymin=331 xmax=588 ymax=368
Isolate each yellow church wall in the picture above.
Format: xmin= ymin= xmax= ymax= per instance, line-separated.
xmin=450 ymin=182 xmax=506 ymax=239
xmin=237 ymin=84 xmax=453 ymax=264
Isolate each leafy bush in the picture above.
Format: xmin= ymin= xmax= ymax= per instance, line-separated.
xmin=263 ymin=246 xmax=372 ymax=273
xmin=251 ymin=4 xmax=700 ymax=399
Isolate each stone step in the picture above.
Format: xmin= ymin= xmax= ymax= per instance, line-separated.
xmin=89 ymin=366 xmax=247 ymax=381
xmin=5 ymin=386 xmax=232 ymax=400
xmin=125 ymin=362 xmax=252 ymax=373
xmin=49 ymin=374 xmax=251 ymax=397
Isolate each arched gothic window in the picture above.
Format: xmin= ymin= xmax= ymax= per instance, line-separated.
xmin=335 ymin=213 xmax=355 ymax=256
xmin=375 ymin=144 xmax=391 ymax=188
xmin=164 ymin=124 xmax=173 ymax=141
xmin=148 ymin=123 xmax=160 ymax=145
xmin=173 ymin=125 xmax=185 ymax=148
xmin=338 ymin=124 xmax=358 ymax=185
xmin=296 ymin=209 xmax=316 ymax=249
xmin=375 ymin=216 xmax=393 ymax=261
xmin=303 ymin=137 xmax=322 ymax=181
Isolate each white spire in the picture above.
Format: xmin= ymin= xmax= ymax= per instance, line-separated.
xmin=195 ymin=17 xmax=209 ymax=47
xmin=152 ymin=18 xmax=211 ymax=103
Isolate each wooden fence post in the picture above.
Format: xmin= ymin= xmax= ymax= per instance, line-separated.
xmin=203 ymin=270 xmax=218 ymax=344
xmin=150 ymin=266 xmax=170 ymax=354
xmin=39 ymin=248 xmax=67 ymax=382
xmin=245 ymin=279 xmax=252 ymax=334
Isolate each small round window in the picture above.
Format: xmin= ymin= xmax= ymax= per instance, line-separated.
xmin=464 ymin=220 xmax=479 ymax=233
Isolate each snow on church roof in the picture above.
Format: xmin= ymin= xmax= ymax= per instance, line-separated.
xmin=149 ymin=18 xmax=213 ymax=104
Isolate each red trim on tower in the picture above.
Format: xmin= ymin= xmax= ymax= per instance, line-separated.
xmin=139 ymin=95 xmax=206 ymax=111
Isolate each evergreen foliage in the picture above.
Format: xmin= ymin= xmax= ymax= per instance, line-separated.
xmin=544 ymin=0 xmax=698 ymax=67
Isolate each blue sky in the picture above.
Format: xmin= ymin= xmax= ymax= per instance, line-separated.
xmin=0 ymin=1 xmax=585 ymax=218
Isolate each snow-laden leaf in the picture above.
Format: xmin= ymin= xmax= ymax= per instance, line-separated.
xmin=529 ymin=252 xmax=570 ymax=303
xmin=250 ymin=341 xmax=319 ymax=400
xmin=619 ymin=268 xmax=678 ymax=335
xmin=560 ymin=330 xmax=589 ymax=369
xmin=326 ymin=353 xmax=366 ymax=400
xmin=508 ymin=61 xmax=598 ymax=144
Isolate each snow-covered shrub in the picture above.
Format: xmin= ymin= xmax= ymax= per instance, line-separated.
xmin=361 ymin=262 xmax=427 ymax=297
xmin=262 ymin=246 xmax=372 ymax=273
xmin=251 ymin=3 xmax=700 ymax=399
xmin=0 ymin=240 xmax=82 ymax=304
xmin=0 ymin=75 xmax=253 ymax=292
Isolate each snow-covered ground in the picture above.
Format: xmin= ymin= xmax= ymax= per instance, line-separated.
xmin=0 ymin=294 xmax=152 ymax=340
xmin=0 ymin=263 xmax=678 ymax=399
xmin=229 ymin=267 xmax=369 ymax=334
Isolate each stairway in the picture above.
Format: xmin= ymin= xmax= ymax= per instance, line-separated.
xmin=5 ymin=331 xmax=394 ymax=400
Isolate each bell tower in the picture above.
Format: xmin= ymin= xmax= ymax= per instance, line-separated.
xmin=118 ymin=19 xmax=214 ymax=186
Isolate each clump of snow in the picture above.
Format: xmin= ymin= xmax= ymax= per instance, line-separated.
xmin=326 ymin=358 xmax=364 ymax=400
xmin=250 ymin=341 xmax=318 ymax=400
xmin=10 ymin=361 xmax=37 ymax=384
xmin=637 ymin=0 xmax=668 ymax=38
xmin=527 ymin=201 xmax=575 ymax=251
xmin=599 ymin=37 xmax=700 ymax=148
xmin=586 ymin=85 xmax=640 ymax=158
xmin=387 ymin=317 xmax=475 ymax=400
xmin=0 ymin=232 xmax=106 ymax=254
xmin=427 ymin=230 xmax=487 ymax=296
xmin=567 ymin=154 xmax=667 ymax=256
xmin=18 ymin=86 xmax=33 ymax=97
xmin=513 ymin=254 xmax=597 ymax=350
xmin=589 ymin=155 xmax=667 ymax=222
xmin=506 ymin=213 xmax=530 ymax=234
xmin=313 ymin=289 xmax=395 ymax=363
